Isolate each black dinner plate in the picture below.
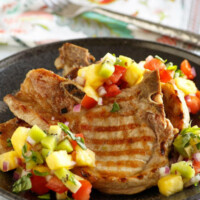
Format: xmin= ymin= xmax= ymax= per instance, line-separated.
xmin=0 ymin=38 xmax=200 ymax=200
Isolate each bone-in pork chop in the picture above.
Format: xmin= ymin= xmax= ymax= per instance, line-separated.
xmin=4 ymin=69 xmax=177 ymax=194
xmin=4 ymin=69 xmax=77 ymax=130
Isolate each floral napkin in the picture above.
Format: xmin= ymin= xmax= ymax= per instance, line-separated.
xmin=0 ymin=0 xmax=200 ymax=55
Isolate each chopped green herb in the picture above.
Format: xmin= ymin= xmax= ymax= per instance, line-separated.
xmin=194 ymin=182 xmax=198 ymax=187
xmin=6 ymin=138 xmax=12 ymax=147
xmin=38 ymin=194 xmax=51 ymax=199
xmin=166 ymin=62 xmax=173 ymax=67
xmin=174 ymin=69 xmax=184 ymax=78
xmin=167 ymin=65 xmax=177 ymax=71
xmin=33 ymin=170 xmax=49 ymax=177
xmin=58 ymin=123 xmax=86 ymax=150
xmin=12 ymin=175 xmax=32 ymax=193
xmin=196 ymin=143 xmax=200 ymax=150
xmin=155 ymin=55 xmax=167 ymax=63
xmin=110 ymin=102 xmax=120 ymax=112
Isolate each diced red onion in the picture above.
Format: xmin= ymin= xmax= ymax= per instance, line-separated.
xmin=191 ymin=67 xmax=197 ymax=78
xmin=73 ymin=104 xmax=81 ymax=112
xmin=13 ymin=171 xmax=20 ymax=180
xmin=15 ymin=157 xmax=23 ymax=166
xmin=64 ymin=121 xmax=69 ymax=126
xmin=26 ymin=136 xmax=36 ymax=146
xmin=185 ymin=95 xmax=191 ymax=102
xmin=193 ymin=153 xmax=200 ymax=162
xmin=46 ymin=175 xmax=53 ymax=182
xmin=3 ymin=161 xmax=9 ymax=172
xmin=145 ymin=55 xmax=153 ymax=63
xmin=98 ymin=98 xmax=103 ymax=106
xmin=159 ymin=166 xmax=170 ymax=177
xmin=74 ymin=76 xmax=85 ymax=86
xmin=97 ymin=86 xmax=107 ymax=97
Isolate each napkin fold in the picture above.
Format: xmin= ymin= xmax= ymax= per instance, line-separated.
xmin=0 ymin=0 xmax=200 ymax=55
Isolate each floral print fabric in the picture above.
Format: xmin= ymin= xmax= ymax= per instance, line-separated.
xmin=0 ymin=0 xmax=200 ymax=54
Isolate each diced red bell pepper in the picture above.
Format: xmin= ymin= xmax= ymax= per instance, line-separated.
xmin=185 ymin=95 xmax=200 ymax=114
xmin=72 ymin=180 xmax=92 ymax=200
xmin=46 ymin=176 xmax=68 ymax=193
xmin=159 ymin=69 xmax=173 ymax=83
xmin=144 ymin=58 xmax=166 ymax=71
xmin=193 ymin=160 xmax=200 ymax=174
xmin=70 ymin=133 xmax=84 ymax=149
xmin=180 ymin=59 xmax=195 ymax=79
xmin=104 ymin=84 xmax=121 ymax=97
xmin=31 ymin=174 xmax=49 ymax=195
xmin=108 ymin=65 xmax=127 ymax=84
xmin=116 ymin=79 xmax=128 ymax=89
xmin=81 ymin=95 xmax=97 ymax=109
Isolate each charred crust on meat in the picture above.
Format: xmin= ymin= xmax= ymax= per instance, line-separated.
xmin=64 ymin=67 xmax=80 ymax=80
xmin=136 ymin=175 xmax=143 ymax=179
xmin=61 ymin=107 xmax=68 ymax=114
xmin=61 ymin=81 xmax=85 ymax=103
xmin=81 ymin=169 xmax=91 ymax=178
xmin=160 ymin=141 xmax=165 ymax=155
xmin=120 ymin=178 xmax=127 ymax=183
xmin=0 ymin=131 xmax=2 ymax=135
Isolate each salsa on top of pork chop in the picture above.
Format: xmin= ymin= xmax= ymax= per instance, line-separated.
xmin=1 ymin=43 xmax=200 ymax=199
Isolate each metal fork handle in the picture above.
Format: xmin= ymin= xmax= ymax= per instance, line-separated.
xmin=93 ymin=7 xmax=200 ymax=47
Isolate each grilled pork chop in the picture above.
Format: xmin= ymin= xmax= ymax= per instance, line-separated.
xmin=4 ymin=68 xmax=177 ymax=194
xmin=55 ymin=43 xmax=95 ymax=79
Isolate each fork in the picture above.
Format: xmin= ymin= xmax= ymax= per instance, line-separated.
xmin=44 ymin=0 xmax=200 ymax=47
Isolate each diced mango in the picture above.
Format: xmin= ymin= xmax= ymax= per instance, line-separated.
xmin=75 ymin=146 xmax=95 ymax=167
xmin=158 ymin=174 xmax=183 ymax=197
xmin=84 ymin=86 xmax=99 ymax=101
xmin=33 ymin=165 xmax=50 ymax=173
xmin=174 ymin=77 xmax=197 ymax=95
xmin=122 ymin=62 xmax=144 ymax=86
xmin=11 ymin=127 xmax=30 ymax=158
xmin=26 ymin=160 xmax=37 ymax=170
xmin=0 ymin=151 xmax=19 ymax=172
xmin=46 ymin=151 xmax=73 ymax=170
xmin=78 ymin=63 xmax=106 ymax=100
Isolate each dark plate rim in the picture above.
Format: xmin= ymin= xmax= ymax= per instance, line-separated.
xmin=0 ymin=37 xmax=199 ymax=69
xmin=0 ymin=37 xmax=200 ymax=200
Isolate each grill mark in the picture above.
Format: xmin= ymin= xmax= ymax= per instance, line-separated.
xmin=85 ymin=136 xmax=155 ymax=145
xmin=97 ymin=160 xmax=144 ymax=168
xmin=95 ymin=148 xmax=151 ymax=157
xmin=80 ymin=123 xmax=144 ymax=132
xmin=85 ymin=109 xmax=137 ymax=119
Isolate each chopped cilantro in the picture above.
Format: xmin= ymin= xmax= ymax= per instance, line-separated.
xmin=33 ymin=170 xmax=49 ymax=177
xmin=6 ymin=138 xmax=12 ymax=147
xmin=38 ymin=194 xmax=50 ymax=199
xmin=12 ymin=175 xmax=32 ymax=193
xmin=110 ymin=102 xmax=120 ymax=112
xmin=155 ymin=55 xmax=167 ymax=63
xmin=58 ymin=123 xmax=86 ymax=150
